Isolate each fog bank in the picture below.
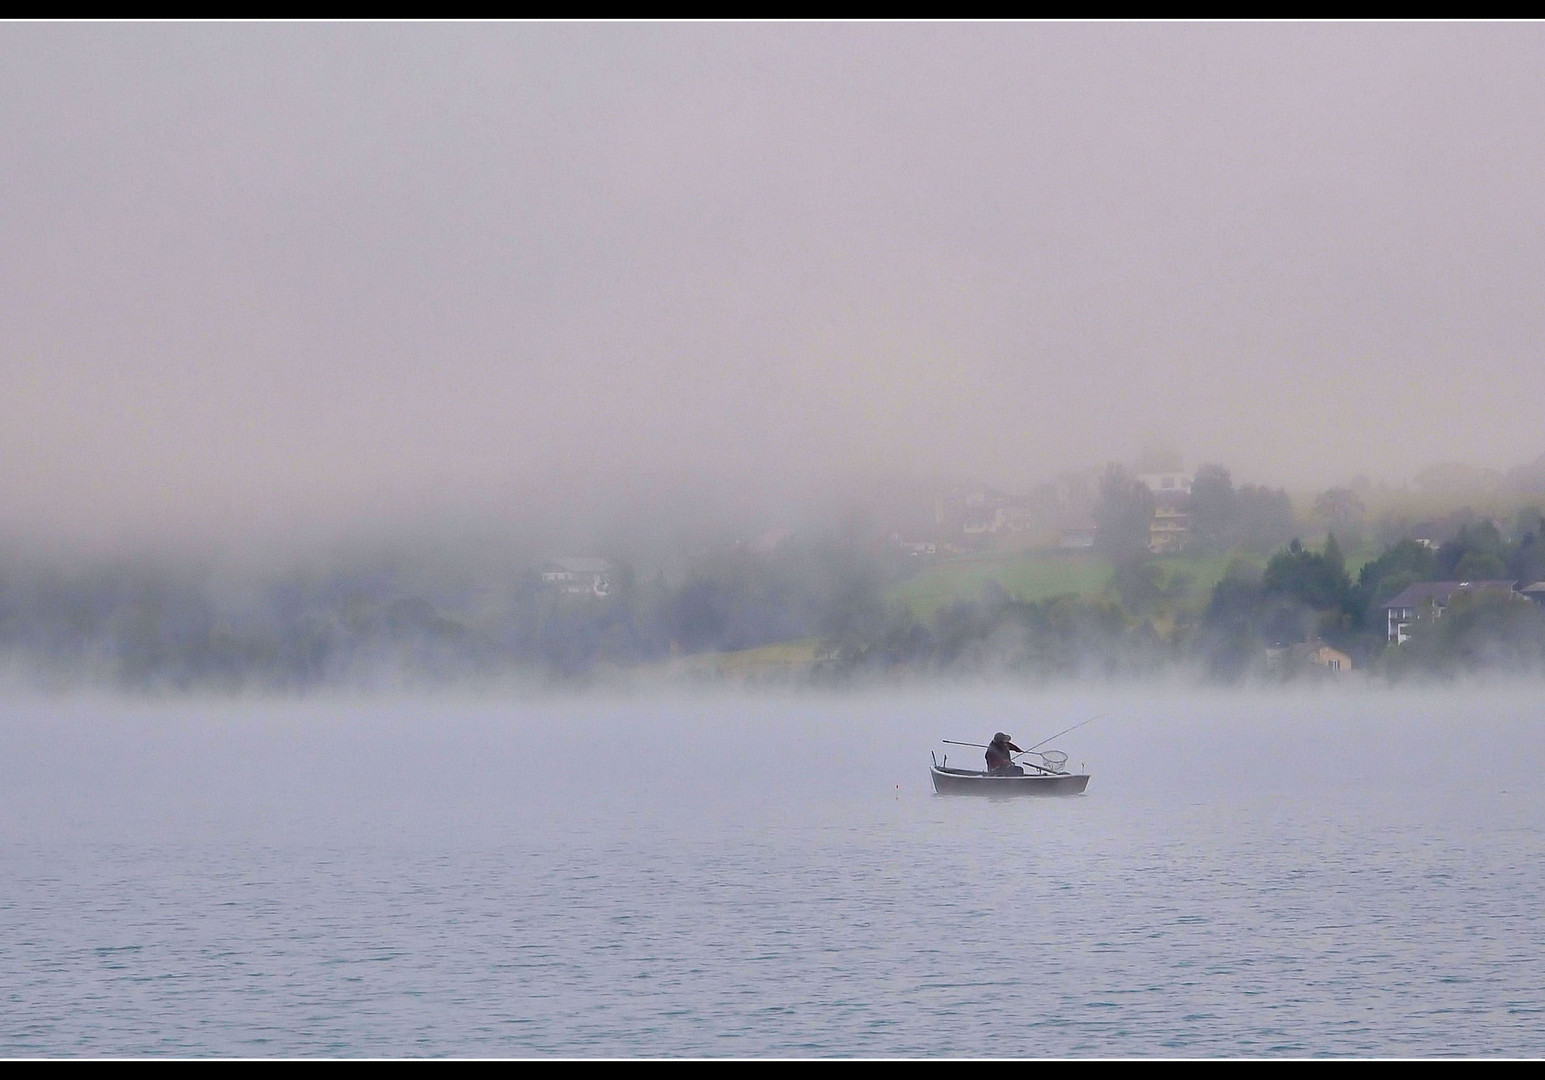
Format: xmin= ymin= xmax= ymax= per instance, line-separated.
xmin=5 ymin=23 xmax=1545 ymax=548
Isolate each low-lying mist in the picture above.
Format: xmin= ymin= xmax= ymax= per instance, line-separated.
xmin=4 ymin=489 xmax=1545 ymax=695
xmin=4 ymin=679 xmax=1541 ymax=848
xmin=5 ymin=452 xmax=1545 ymax=695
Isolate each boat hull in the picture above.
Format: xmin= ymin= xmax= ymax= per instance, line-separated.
xmin=930 ymin=766 xmax=1089 ymax=797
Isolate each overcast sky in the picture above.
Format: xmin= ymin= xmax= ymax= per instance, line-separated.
xmin=4 ymin=22 xmax=1544 ymax=547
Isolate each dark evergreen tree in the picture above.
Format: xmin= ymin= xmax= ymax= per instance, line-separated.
xmin=1093 ymin=464 xmax=1155 ymax=559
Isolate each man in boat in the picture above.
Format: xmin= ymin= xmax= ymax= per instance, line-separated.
xmin=985 ymin=732 xmax=1025 ymax=776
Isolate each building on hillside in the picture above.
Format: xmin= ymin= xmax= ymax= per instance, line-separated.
xmin=992 ymin=505 xmax=1038 ymax=534
xmin=541 ymin=558 xmax=614 ymax=598
xmin=1265 ymin=640 xmax=1354 ymax=673
xmin=961 ymin=504 xmax=998 ymax=536
xmin=1305 ymin=644 xmax=1352 ymax=671
xmin=936 ymin=483 xmax=1039 ymax=545
xmin=890 ymin=533 xmax=939 ymax=558
xmin=1379 ymin=580 xmax=1520 ymax=644
xmin=1523 ymin=582 xmax=1545 ymax=607
xmin=934 ymin=483 xmax=1006 ymax=525
xmin=1127 ymin=471 xmax=1194 ymax=553
xmin=1059 ymin=522 xmax=1097 ymax=550
xmin=1148 ymin=504 xmax=1190 ymax=554
xmin=1136 ymin=471 xmax=1193 ymax=497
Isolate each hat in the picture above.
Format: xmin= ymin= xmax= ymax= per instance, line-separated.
xmin=994 ymin=732 xmax=1010 ymax=742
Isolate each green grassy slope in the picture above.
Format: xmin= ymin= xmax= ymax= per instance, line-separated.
xmin=887 ymin=550 xmax=1247 ymax=620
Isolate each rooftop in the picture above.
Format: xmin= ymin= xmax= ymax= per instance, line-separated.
xmin=1380 ymin=580 xmax=1517 ymax=610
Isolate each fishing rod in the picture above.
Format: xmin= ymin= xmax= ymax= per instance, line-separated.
xmin=1025 ymin=714 xmax=1104 ymax=753
xmin=944 ymin=715 xmax=1104 ymax=754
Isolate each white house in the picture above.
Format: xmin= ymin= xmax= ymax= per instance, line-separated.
xmin=541 ymin=558 xmax=614 ymax=598
xmin=1136 ymin=471 xmax=1193 ymax=496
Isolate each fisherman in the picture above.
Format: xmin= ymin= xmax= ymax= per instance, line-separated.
xmin=985 ymin=732 xmax=1025 ymax=776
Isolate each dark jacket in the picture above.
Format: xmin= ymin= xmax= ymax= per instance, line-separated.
xmin=985 ymin=735 xmax=1023 ymax=772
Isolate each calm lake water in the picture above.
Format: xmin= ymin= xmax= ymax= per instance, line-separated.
xmin=3 ymin=683 xmax=1544 ymax=1058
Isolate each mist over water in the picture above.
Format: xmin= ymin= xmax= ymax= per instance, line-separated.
xmin=4 ymin=683 xmax=1543 ymax=1056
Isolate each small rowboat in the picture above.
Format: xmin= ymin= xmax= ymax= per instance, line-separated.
xmin=930 ymin=749 xmax=1090 ymax=797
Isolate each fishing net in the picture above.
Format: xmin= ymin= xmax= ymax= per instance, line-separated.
xmin=1039 ymin=750 xmax=1069 ymax=774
